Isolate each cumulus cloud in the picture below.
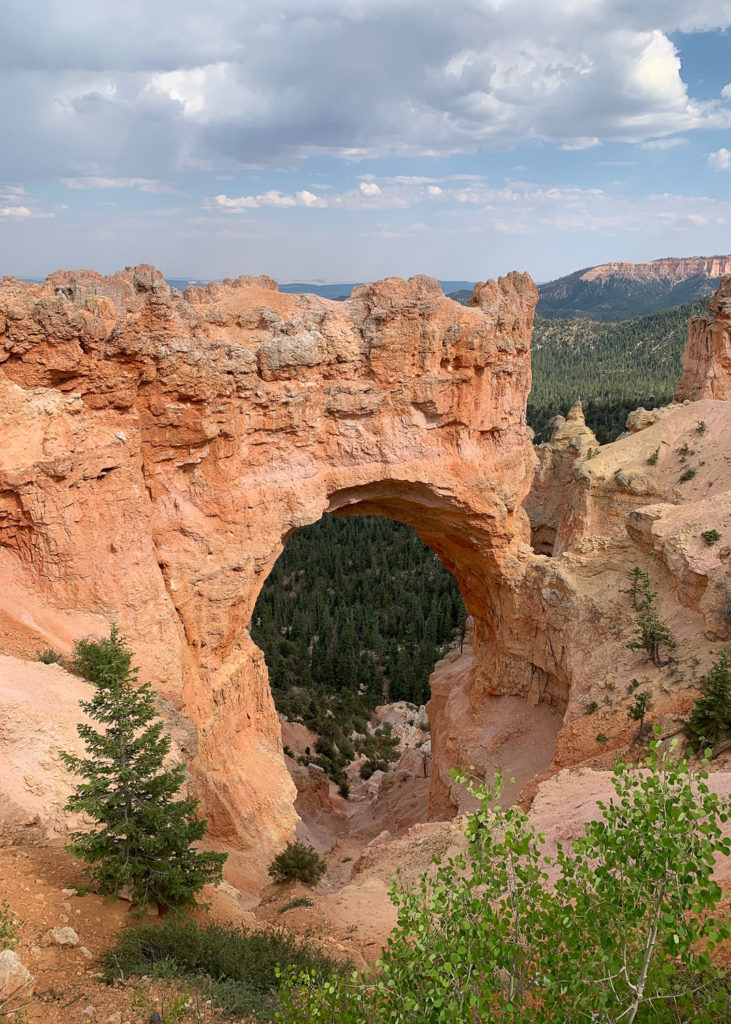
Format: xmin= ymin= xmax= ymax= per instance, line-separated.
xmin=210 ymin=189 xmax=326 ymax=211
xmin=708 ymin=148 xmax=731 ymax=171
xmin=0 ymin=205 xmax=32 ymax=218
xmin=359 ymin=182 xmax=382 ymax=196
xmin=0 ymin=0 xmax=730 ymax=181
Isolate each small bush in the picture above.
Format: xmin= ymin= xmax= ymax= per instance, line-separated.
xmin=268 ymin=842 xmax=326 ymax=886
xmin=595 ymin=733 xmax=609 ymax=745
xmin=279 ymin=897 xmax=314 ymax=914
xmin=102 ymin=917 xmax=340 ymax=1020
xmin=701 ymin=529 xmax=721 ymax=546
xmin=0 ymin=899 xmax=20 ymax=950
xmin=647 ymin=447 xmax=659 ymax=465
xmin=679 ymin=468 xmax=696 ymax=482
xmin=37 ymin=648 xmax=63 ymax=665
xmin=584 ymin=701 xmax=599 ymax=716
xmin=696 ymin=420 xmax=707 ymax=435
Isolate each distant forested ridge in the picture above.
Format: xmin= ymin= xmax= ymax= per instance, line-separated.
xmin=535 ymin=257 xmax=726 ymax=320
xmin=527 ymin=298 xmax=706 ymax=443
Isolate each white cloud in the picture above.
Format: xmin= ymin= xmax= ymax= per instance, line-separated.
xmin=210 ymin=189 xmax=326 ymax=211
xmin=296 ymin=189 xmax=327 ymax=207
xmin=560 ymin=137 xmax=601 ymax=151
xmin=709 ymin=148 xmax=731 ymax=171
xmin=61 ymin=177 xmax=173 ymax=192
xmin=0 ymin=205 xmax=32 ymax=218
xmin=641 ymin=137 xmax=688 ymax=150
xmin=359 ymin=182 xmax=382 ymax=197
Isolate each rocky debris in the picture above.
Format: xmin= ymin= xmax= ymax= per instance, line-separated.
xmin=373 ymin=702 xmax=429 ymax=749
xmin=43 ymin=926 xmax=79 ymax=947
xmin=0 ymin=948 xmax=35 ymax=1001
xmin=677 ymin=276 xmax=731 ymax=401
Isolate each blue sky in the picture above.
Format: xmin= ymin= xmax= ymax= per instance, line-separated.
xmin=1 ymin=1 xmax=730 ymax=284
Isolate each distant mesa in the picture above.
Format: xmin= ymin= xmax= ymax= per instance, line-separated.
xmin=536 ymin=254 xmax=731 ymax=322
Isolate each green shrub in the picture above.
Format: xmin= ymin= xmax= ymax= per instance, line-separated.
xmin=268 ymin=842 xmax=326 ymax=886
xmin=102 ymin=916 xmax=340 ymax=1020
xmin=37 ymin=648 xmax=63 ymax=665
xmin=595 ymin=733 xmax=609 ymax=745
xmin=647 ymin=447 xmax=659 ymax=465
xmin=701 ymin=530 xmax=721 ymax=546
xmin=277 ymin=744 xmax=731 ymax=1024
xmin=584 ymin=701 xmax=599 ymax=715
xmin=0 ymin=899 xmax=20 ymax=950
xmin=279 ymin=898 xmax=314 ymax=914
xmin=679 ymin=467 xmax=696 ymax=482
xmin=696 ymin=420 xmax=707 ymax=435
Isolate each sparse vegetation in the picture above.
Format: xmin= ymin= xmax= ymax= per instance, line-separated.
xmin=702 ymin=529 xmax=721 ymax=546
xmin=584 ymin=701 xmax=599 ymax=716
xmin=647 ymin=447 xmax=659 ymax=465
xmin=268 ymin=842 xmax=327 ymax=886
xmin=103 ymin=917 xmax=341 ymax=1021
xmin=696 ymin=420 xmax=708 ymax=435
xmin=679 ymin=467 xmax=696 ymax=482
xmin=595 ymin=732 xmax=609 ymax=745
xmin=37 ymin=648 xmax=63 ymax=665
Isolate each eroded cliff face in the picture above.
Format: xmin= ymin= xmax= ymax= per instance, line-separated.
xmin=0 ymin=264 xmax=543 ymax=883
xmin=676 ymin=275 xmax=731 ymax=401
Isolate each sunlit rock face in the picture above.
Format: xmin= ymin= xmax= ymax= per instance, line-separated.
xmin=677 ymin=276 xmax=731 ymax=401
xmin=0 ymin=264 xmax=546 ymax=882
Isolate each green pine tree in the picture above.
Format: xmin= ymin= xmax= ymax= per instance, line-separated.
xmin=684 ymin=650 xmax=731 ymax=750
xmin=61 ymin=626 xmax=226 ymax=912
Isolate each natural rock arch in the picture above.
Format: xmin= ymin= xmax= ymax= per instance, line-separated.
xmin=0 ymin=264 xmax=573 ymax=885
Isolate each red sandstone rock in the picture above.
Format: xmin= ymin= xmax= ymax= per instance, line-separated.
xmin=676 ymin=276 xmax=731 ymax=400
xmin=0 ymin=265 xmax=538 ymax=883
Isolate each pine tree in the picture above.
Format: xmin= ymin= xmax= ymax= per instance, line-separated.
xmin=627 ymin=611 xmax=676 ymax=666
xmin=684 ymin=650 xmax=731 ymax=750
xmin=61 ymin=626 xmax=226 ymax=912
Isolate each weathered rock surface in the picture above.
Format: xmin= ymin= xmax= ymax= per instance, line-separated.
xmin=43 ymin=925 xmax=79 ymax=947
xmin=677 ymin=276 xmax=731 ymax=400
xmin=0 ymin=949 xmax=34 ymax=1002
xmin=0 ymin=264 xmax=540 ymax=883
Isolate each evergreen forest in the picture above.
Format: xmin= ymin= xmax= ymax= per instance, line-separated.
xmin=251 ymin=516 xmax=465 ymax=720
xmin=528 ymin=298 xmax=706 ymax=442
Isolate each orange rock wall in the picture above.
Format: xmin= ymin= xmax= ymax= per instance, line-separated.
xmin=677 ymin=276 xmax=731 ymax=401
xmin=0 ymin=264 xmax=541 ymax=878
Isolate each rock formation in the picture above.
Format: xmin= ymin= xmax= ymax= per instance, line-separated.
xmin=0 ymin=264 xmax=540 ymax=883
xmin=676 ymin=275 xmax=731 ymax=400
xmin=3 ymin=264 xmax=731 ymax=884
